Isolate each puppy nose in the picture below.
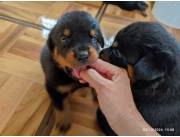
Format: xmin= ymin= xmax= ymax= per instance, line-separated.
xmin=77 ymin=50 xmax=89 ymax=61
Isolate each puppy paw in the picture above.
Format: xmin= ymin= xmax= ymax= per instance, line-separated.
xmin=60 ymin=123 xmax=71 ymax=132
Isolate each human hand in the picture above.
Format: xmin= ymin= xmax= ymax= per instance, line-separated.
xmin=79 ymin=59 xmax=137 ymax=126
xmin=79 ymin=59 xmax=159 ymax=135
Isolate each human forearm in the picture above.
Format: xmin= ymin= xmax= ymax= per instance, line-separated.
xmin=79 ymin=59 xmax=160 ymax=136
xmin=111 ymin=109 xmax=160 ymax=136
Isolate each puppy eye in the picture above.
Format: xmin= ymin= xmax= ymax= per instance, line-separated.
xmin=61 ymin=36 xmax=71 ymax=42
xmin=112 ymin=41 xmax=119 ymax=48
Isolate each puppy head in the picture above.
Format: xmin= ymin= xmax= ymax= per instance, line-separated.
xmin=47 ymin=11 xmax=104 ymax=73
xmin=100 ymin=22 xmax=177 ymax=83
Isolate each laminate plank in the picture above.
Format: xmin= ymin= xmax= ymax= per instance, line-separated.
xmin=0 ymin=76 xmax=32 ymax=134
xmin=1 ymin=83 xmax=50 ymax=135
xmin=0 ymin=20 xmax=24 ymax=53
xmin=8 ymin=36 xmax=42 ymax=61
xmin=65 ymin=123 xmax=103 ymax=136
xmin=0 ymin=53 xmax=44 ymax=84
xmin=0 ymin=2 xmax=100 ymax=24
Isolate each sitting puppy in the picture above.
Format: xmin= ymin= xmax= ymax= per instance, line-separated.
xmin=98 ymin=22 xmax=180 ymax=135
xmin=40 ymin=11 xmax=104 ymax=133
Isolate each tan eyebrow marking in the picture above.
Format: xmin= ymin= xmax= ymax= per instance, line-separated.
xmin=63 ymin=29 xmax=71 ymax=37
xmin=112 ymin=41 xmax=119 ymax=48
xmin=90 ymin=29 xmax=96 ymax=37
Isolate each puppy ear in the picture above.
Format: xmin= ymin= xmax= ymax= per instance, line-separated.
xmin=135 ymin=44 xmax=176 ymax=81
xmin=144 ymin=44 xmax=176 ymax=72
xmin=47 ymin=32 xmax=54 ymax=52
xmin=134 ymin=54 xmax=164 ymax=81
xmin=154 ymin=50 xmax=175 ymax=72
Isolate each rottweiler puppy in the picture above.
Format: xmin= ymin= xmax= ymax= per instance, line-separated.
xmin=40 ymin=11 xmax=104 ymax=133
xmin=98 ymin=22 xmax=180 ymax=135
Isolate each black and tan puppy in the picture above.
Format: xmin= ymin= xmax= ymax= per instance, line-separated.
xmin=40 ymin=11 xmax=104 ymax=133
xmin=98 ymin=22 xmax=180 ymax=135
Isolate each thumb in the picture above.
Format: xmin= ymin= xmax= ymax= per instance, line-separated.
xmin=80 ymin=69 xmax=111 ymax=88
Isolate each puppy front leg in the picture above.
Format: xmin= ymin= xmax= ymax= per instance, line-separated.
xmin=54 ymin=96 xmax=71 ymax=133
xmin=46 ymin=83 xmax=73 ymax=134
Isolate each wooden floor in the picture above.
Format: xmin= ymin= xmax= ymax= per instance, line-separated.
xmin=0 ymin=1 xmax=180 ymax=136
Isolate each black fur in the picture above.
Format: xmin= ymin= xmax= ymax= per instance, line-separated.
xmin=41 ymin=46 xmax=77 ymax=110
xmin=40 ymin=11 xmax=104 ymax=131
xmin=104 ymin=1 xmax=148 ymax=16
xmin=98 ymin=22 xmax=180 ymax=135
xmin=47 ymin=11 xmax=104 ymax=53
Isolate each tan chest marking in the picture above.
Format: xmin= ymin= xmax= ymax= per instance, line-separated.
xmin=57 ymin=83 xmax=75 ymax=94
